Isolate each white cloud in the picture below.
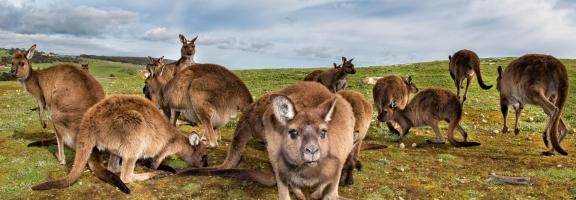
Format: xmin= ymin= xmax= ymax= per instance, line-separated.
xmin=141 ymin=27 xmax=176 ymax=41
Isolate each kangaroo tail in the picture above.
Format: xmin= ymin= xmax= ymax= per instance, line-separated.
xmin=360 ymin=143 xmax=387 ymax=150
xmin=32 ymin=139 xmax=95 ymax=191
xmin=178 ymin=168 xmax=276 ymax=187
xmin=88 ymin=150 xmax=130 ymax=194
xmin=549 ymin=68 xmax=568 ymax=155
xmin=474 ymin=62 xmax=492 ymax=90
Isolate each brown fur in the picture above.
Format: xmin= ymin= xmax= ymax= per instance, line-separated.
xmin=373 ymin=76 xmax=418 ymax=134
xmin=180 ymin=82 xmax=355 ymax=200
xmin=337 ymin=90 xmax=373 ymax=186
xmin=10 ymin=44 xmax=105 ymax=165
xmin=380 ymin=88 xmax=481 ymax=147
xmin=497 ymin=54 xmax=569 ymax=155
xmin=143 ymin=34 xmax=197 ymax=100
xmin=32 ymin=95 xmax=208 ymax=191
xmin=147 ymin=58 xmax=253 ymax=147
xmin=448 ymin=49 xmax=492 ymax=104
xmin=303 ymin=57 xmax=356 ymax=92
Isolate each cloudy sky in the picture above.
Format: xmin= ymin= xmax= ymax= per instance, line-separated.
xmin=1 ymin=0 xmax=576 ymax=69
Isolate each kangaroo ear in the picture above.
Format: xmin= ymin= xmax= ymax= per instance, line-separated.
xmin=341 ymin=56 xmax=347 ymax=63
xmin=497 ymin=66 xmax=502 ymax=78
xmin=315 ymin=97 xmax=337 ymax=122
xmin=190 ymin=36 xmax=198 ymax=44
xmin=390 ymin=99 xmax=397 ymax=108
xmin=348 ymin=58 xmax=354 ymax=63
xmin=157 ymin=56 xmax=164 ymax=64
xmin=147 ymin=56 xmax=154 ymax=63
xmin=408 ymin=76 xmax=413 ymax=84
xmin=448 ymin=55 xmax=452 ymax=60
xmin=189 ymin=132 xmax=200 ymax=146
xmin=333 ymin=63 xmax=340 ymax=69
xmin=179 ymin=34 xmax=187 ymax=44
xmin=271 ymin=94 xmax=296 ymax=125
xmin=26 ymin=44 xmax=36 ymax=60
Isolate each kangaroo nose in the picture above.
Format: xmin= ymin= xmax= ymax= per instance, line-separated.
xmin=304 ymin=145 xmax=319 ymax=155
xmin=377 ymin=111 xmax=387 ymax=121
xmin=10 ymin=69 xmax=16 ymax=77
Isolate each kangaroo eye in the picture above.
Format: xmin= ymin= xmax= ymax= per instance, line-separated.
xmin=288 ymin=129 xmax=298 ymax=139
xmin=320 ymin=129 xmax=327 ymax=139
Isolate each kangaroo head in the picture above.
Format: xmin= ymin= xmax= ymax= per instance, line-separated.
xmin=144 ymin=56 xmax=165 ymax=105
xmin=496 ymin=66 xmax=502 ymax=91
xmin=402 ymin=76 xmax=419 ymax=93
xmin=10 ymin=44 xmax=36 ymax=80
xmin=179 ymin=132 xmax=209 ymax=168
xmin=377 ymin=99 xmax=398 ymax=122
xmin=272 ymin=94 xmax=336 ymax=167
xmin=81 ymin=64 xmax=89 ymax=71
xmin=340 ymin=57 xmax=356 ymax=74
xmin=179 ymin=34 xmax=197 ymax=58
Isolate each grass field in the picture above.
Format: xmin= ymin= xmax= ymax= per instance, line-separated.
xmin=0 ymin=57 xmax=575 ymax=199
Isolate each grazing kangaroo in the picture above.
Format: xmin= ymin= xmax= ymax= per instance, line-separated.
xmin=81 ymin=63 xmax=89 ymax=72
xmin=32 ymin=95 xmax=208 ymax=192
xmin=373 ymin=76 xmax=418 ymax=134
xmin=378 ymin=88 xmax=481 ymax=147
xmin=180 ymin=82 xmax=355 ymax=200
xmin=142 ymin=34 xmax=197 ymax=101
xmin=497 ymin=54 xmax=569 ymax=155
xmin=304 ymin=57 xmax=356 ymax=92
xmin=448 ymin=49 xmax=492 ymax=104
xmin=10 ymin=44 xmax=105 ymax=165
xmin=337 ymin=89 xmax=373 ymax=186
xmin=146 ymin=57 xmax=253 ymax=147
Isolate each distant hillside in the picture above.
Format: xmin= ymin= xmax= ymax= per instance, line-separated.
xmin=79 ymin=54 xmax=175 ymax=65
xmin=0 ymin=48 xmax=82 ymax=64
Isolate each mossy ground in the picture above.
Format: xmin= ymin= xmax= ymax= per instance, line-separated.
xmin=0 ymin=57 xmax=575 ymax=199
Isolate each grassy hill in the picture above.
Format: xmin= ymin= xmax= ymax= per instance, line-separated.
xmin=0 ymin=57 xmax=575 ymax=199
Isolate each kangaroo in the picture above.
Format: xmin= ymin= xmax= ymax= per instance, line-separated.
xmin=337 ymin=89 xmax=373 ymax=186
xmin=448 ymin=49 xmax=492 ymax=104
xmin=304 ymin=57 xmax=356 ymax=92
xmin=373 ymin=76 xmax=418 ymax=134
xmin=180 ymin=82 xmax=355 ymax=200
xmin=496 ymin=54 xmax=569 ymax=155
xmin=81 ymin=63 xmax=89 ymax=72
xmin=146 ymin=57 xmax=253 ymax=147
xmin=32 ymin=95 xmax=209 ymax=192
xmin=142 ymin=34 xmax=197 ymax=102
xmin=378 ymin=88 xmax=481 ymax=147
xmin=10 ymin=44 xmax=105 ymax=165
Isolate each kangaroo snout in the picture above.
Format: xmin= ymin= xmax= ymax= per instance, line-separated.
xmin=303 ymin=144 xmax=320 ymax=165
xmin=10 ymin=69 xmax=16 ymax=77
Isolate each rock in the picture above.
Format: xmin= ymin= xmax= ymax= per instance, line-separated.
xmin=464 ymin=112 xmax=468 ymax=115
xmin=399 ymin=143 xmax=405 ymax=149
xmin=528 ymin=117 xmax=534 ymax=122
xmin=362 ymin=77 xmax=382 ymax=85
xmin=557 ymin=164 xmax=562 ymax=168
xmin=526 ymin=136 xmax=532 ymax=141
xmin=480 ymin=114 xmax=486 ymax=118
xmin=493 ymin=130 xmax=500 ymax=134
xmin=482 ymin=119 xmax=488 ymax=123
xmin=411 ymin=143 xmax=417 ymax=148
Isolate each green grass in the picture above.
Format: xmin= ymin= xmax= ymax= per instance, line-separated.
xmin=1 ymin=57 xmax=576 ymax=199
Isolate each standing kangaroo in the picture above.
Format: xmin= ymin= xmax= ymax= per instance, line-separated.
xmin=337 ymin=89 xmax=373 ymax=186
xmin=32 ymin=95 xmax=208 ymax=192
xmin=378 ymin=88 xmax=481 ymax=147
xmin=146 ymin=57 xmax=253 ymax=147
xmin=304 ymin=57 xmax=356 ymax=92
xmin=10 ymin=44 xmax=105 ymax=165
xmin=81 ymin=63 xmax=89 ymax=72
xmin=180 ymin=82 xmax=355 ymax=200
xmin=448 ymin=49 xmax=492 ymax=104
xmin=143 ymin=34 xmax=197 ymax=101
xmin=373 ymin=76 xmax=418 ymax=134
xmin=497 ymin=54 xmax=569 ymax=155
